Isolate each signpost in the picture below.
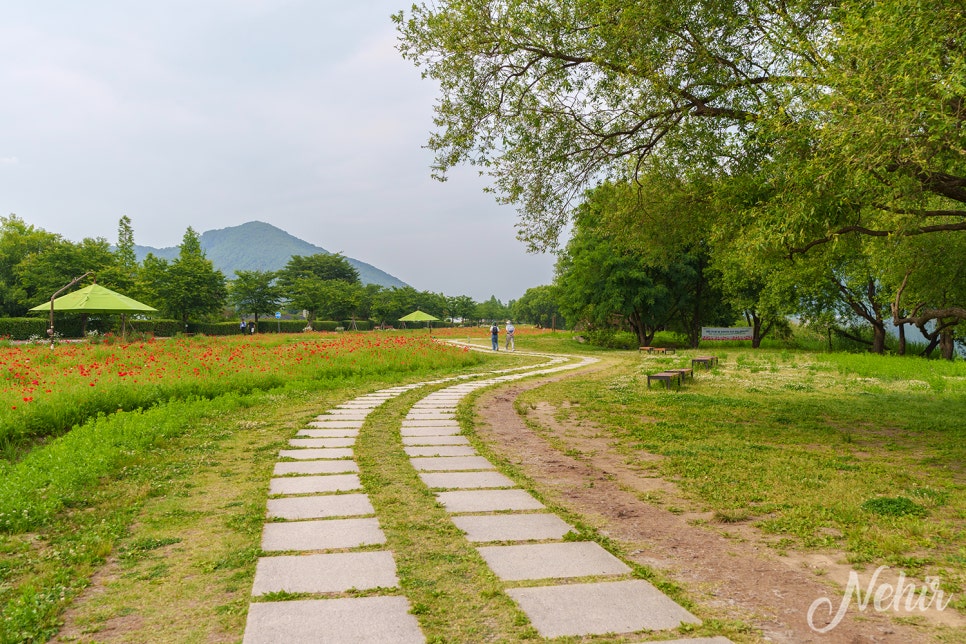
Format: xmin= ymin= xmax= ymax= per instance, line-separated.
xmin=276 ymin=311 xmax=281 ymax=333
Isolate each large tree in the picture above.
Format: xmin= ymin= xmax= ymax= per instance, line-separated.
xmin=141 ymin=228 xmax=227 ymax=327
xmin=396 ymin=0 xmax=966 ymax=343
xmin=513 ymin=285 xmax=563 ymax=329
xmin=396 ymin=0 xmax=965 ymax=249
xmin=0 ymin=216 xmax=62 ymax=316
xmin=229 ymin=270 xmax=282 ymax=330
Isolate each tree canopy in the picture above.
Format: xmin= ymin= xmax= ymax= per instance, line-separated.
xmin=396 ymin=0 xmax=965 ymax=250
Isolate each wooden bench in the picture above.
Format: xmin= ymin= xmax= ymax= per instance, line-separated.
xmin=667 ymin=367 xmax=693 ymax=382
xmin=639 ymin=346 xmax=676 ymax=354
xmin=647 ymin=371 xmax=683 ymax=389
xmin=691 ymin=356 xmax=718 ymax=369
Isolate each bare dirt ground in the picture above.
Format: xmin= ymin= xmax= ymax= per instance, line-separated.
xmin=473 ymin=376 xmax=959 ymax=644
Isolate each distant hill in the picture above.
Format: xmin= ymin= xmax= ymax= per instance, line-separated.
xmin=134 ymin=221 xmax=408 ymax=289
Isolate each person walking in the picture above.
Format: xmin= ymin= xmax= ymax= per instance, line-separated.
xmin=505 ymin=320 xmax=515 ymax=351
xmin=490 ymin=322 xmax=499 ymax=351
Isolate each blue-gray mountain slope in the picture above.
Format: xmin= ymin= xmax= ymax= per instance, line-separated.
xmin=134 ymin=221 xmax=408 ymax=289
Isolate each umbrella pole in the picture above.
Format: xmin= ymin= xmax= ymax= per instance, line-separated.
xmin=47 ymin=272 xmax=93 ymax=347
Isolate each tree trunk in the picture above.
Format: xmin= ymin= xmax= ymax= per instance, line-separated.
xmin=940 ymin=327 xmax=955 ymax=360
xmin=897 ymin=323 xmax=906 ymax=356
xmin=871 ymin=322 xmax=887 ymax=355
xmin=749 ymin=311 xmax=763 ymax=349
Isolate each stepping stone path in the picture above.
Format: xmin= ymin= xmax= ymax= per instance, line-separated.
xmin=243 ymin=345 xmax=733 ymax=643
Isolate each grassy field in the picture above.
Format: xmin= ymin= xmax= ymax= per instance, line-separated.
xmin=1 ymin=327 xmax=963 ymax=642
xmin=511 ymin=335 xmax=966 ymax=616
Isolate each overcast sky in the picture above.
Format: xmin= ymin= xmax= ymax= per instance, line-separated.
xmin=0 ymin=1 xmax=559 ymax=303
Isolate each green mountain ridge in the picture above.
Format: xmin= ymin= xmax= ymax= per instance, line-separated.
xmin=134 ymin=221 xmax=408 ymax=289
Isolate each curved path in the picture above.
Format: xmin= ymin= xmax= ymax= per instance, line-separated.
xmin=241 ymin=346 xmax=732 ymax=643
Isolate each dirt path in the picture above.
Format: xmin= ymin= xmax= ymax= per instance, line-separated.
xmin=472 ymin=375 xmax=938 ymax=643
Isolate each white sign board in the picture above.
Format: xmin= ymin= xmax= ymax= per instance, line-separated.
xmin=701 ymin=327 xmax=754 ymax=341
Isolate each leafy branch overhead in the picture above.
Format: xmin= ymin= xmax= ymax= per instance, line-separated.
xmin=395 ymin=0 xmax=965 ymax=250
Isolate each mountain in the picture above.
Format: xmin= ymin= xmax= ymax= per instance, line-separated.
xmin=134 ymin=221 xmax=408 ymax=289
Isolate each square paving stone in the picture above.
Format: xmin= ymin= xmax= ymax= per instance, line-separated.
xmin=404 ymin=445 xmax=477 ymax=457
xmin=506 ymin=579 xmax=700 ymax=638
xmin=307 ymin=420 xmax=363 ymax=429
xmin=436 ymin=489 xmax=544 ymax=513
xmin=242 ymin=596 xmax=424 ymax=644
xmin=251 ymin=551 xmax=399 ymax=595
xmin=289 ymin=437 xmax=355 ymax=448
xmin=477 ymin=542 xmax=630 ymax=580
xmin=267 ymin=494 xmax=374 ymax=520
xmin=401 ymin=419 xmax=460 ymax=428
xmin=274 ymin=460 xmax=358 ymax=476
xmin=419 ymin=471 xmax=515 ymax=490
xmin=297 ymin=428 xmax=359 ymax=438
xmin=410 ymin=456 xmax=496 ymax=471
xmin=261 ymin=518 xmax=385 ymax=551
xmin=401 ymin=427 xmax=461 ymax=437
xmin=453 ymin=513 xmax=573 ymax=542
xmin=319 ymin=410 xmax=369 ymax=417
xmin=402 ymin=435 xmax=470 ymax=446
xmin=279 ymin=448 xmax=353 ymax=460
xmin=269 ymin=474 xmax=361 ymax=495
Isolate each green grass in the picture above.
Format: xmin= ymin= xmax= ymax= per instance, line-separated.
xmin=515 ymin=347 xmax=966 ymax=593
xmin=3 ymin=330 xmax=963 ymax=641
xmin=0 ymin=333 xmax=517 ymax=643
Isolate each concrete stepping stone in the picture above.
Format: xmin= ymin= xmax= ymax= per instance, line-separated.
xmin=307 ymin=420 xmax=363 ymax=429
xmin=401 ymin=419 xmax=460 ymax=427
xmin=289 ymin=437 xmax=356 ymax=448
xmin=477 ymin=542 xmax=630 ymax=580
xmin=410 ymin=456 xmax=496 ymax=471
xmin=436 ymin=489 xmax=544 ymax=513
xmin=404 ymin=445 xmax=477 ymax=457
xmin=243 ymin=596 xmax=424 ymax=644
xmin=261 ymin=518 xmax=385 ymax=551
xmin=319 ymin=408 xmax=370 ymax=415
xmin=506 ymin=579 xmax=700 ymax=638
xmin=296 ymin=429 xmax=359 ymax=438
xmin=452 ymin=513 xmax=573 ymax=542
xmin=269 ymin=474 xmax=361 ymax=495
xmin=402 ymin=435 xmax=470 ymax=446
xmin=274 ymin=460 xmax=358 ymax=476
xmin=251 ymin=551 xmax=399 ymax=595
xmin=418 ymin=471 xmax=514 ymax=489
xmin=401 ymin=427 xmax=461 ymax=437
xmin=267 ymin=494 xmax=374 ymax=520
xmin=279 ymin=448 xmax=354 ymax=460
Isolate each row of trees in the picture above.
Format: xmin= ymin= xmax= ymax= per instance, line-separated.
xmin=396 ymin=0 xmax=966 ymax=358
xmin=0 ymin=215 xmax=528 ymax=329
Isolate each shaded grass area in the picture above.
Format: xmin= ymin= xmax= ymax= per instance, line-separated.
xmin=514 ymin=348 xmax=966 ymax=613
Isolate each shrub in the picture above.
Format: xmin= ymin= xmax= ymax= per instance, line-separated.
xmin=585 ymin=329 xmax=639 ymax=350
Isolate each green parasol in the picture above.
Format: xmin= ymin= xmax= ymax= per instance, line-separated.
xmin=398 ymin=309 xmax=439 ymax=332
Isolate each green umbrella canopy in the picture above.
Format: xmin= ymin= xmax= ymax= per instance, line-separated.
xmin=29 ymin=284 xmax=157 ymax=313
xmin=398 ymin=310 xmax=439 ymax=322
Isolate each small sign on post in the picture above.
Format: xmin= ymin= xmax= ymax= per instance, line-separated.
xmin=275 ymin=311 xmax=281 ymax=333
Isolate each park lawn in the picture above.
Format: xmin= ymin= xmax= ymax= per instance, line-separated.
xmin=513 ymin=346 xmax=966 ymax=611
xmin=0 ymin=332 xmax=539 ymax=643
